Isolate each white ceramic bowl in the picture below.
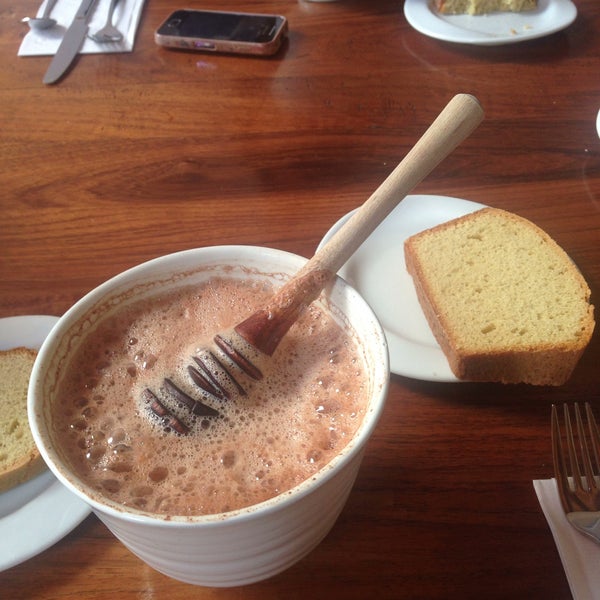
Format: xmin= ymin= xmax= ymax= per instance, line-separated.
xmin=28 ymin=246 xmax=389 ymax=587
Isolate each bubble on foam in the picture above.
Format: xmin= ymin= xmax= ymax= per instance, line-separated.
xmin=149 ymin=466 xmax=168 ymax=482
xmin=74 ymin=396 xmax=88 ymax=408
xmin=108 ymin=460 xmax=132 ymax=473
xmin=107 ymin=428 xmax=126 ymax=445
xmin=101 ymin=479 xmax=121 ymax=493
xmin=69 ymin=418 xmax=87 ymax=432
xmin=221 ymin=450 xmax=236 ymax=468
xmin=85 ymin=444 xmax=105 ymax=463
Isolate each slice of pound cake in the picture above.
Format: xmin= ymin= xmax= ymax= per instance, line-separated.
xmin=0 ymin=347 xmax=46 ymax=492
xmin=434 ymin=0 xmax=537 ymax=15
xmin=404 ymin=208 xmax=595 ymax=385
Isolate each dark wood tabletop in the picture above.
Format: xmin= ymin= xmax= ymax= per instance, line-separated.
xmin=1 ymin=0 xmax=599 ymax=598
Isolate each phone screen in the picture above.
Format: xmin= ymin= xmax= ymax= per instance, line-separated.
xmin=157 ymin=11 xmax=281 ymax=43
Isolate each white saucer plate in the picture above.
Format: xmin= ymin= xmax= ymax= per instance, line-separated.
xmin=318 ymin=194 xmax=487 ymax=382
xmin=403 ymin=0 xmax=577 ymax=46
xmin=0 ymin=315 xmax=91 ymax=572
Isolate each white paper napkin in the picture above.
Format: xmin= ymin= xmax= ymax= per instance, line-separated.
xmin=533 ymin=479 xmax=600 ymax=600
xmin=18 ymin=0 xmax=145 ymax=56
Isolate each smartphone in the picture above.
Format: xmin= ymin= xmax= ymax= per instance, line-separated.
xmin=155 ymin=9 xmax=288 ymax=56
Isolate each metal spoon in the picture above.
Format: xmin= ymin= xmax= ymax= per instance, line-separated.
xmin=22 ymin=0 xmax=59 ymax=30
xmin=88 ymin=0 xmax=122 ymax=43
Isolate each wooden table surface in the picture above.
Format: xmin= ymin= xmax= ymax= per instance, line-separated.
xmin=1 ymin=0 xmax=599 ymax=598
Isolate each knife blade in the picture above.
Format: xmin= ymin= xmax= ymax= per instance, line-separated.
xmin=43 ymin=0 xmax=99 ymax=84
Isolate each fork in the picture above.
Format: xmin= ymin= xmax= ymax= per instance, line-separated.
xmin=552 ymin=402 xmax=600 ymax=544
xmin=88 ymin=0 xmax=122 ymax=43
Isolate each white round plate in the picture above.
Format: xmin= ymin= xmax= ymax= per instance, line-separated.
xmin=318 ymin=195 xmax=486 ymax=382
xmin=0 ymin=315 xmax=91 ymax=572
xmin=596 ymin=109 xmax=600 ymax=139
xmin=404 ymin=0 xmax=577 ymax=46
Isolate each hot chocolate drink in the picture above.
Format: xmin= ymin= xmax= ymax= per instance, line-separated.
xmin=52 ymin=272 xmax=369 ymax=517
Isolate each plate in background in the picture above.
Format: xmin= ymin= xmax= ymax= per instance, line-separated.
xmin=404 ymin=0 xmax=577 ymax=46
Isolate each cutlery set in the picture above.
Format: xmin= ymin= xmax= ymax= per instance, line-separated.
xmin=24 ymin=0 xmax=123 ymax=84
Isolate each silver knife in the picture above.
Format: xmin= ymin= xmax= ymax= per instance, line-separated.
xmin=43 ymin=0 xmax=99 ymax=84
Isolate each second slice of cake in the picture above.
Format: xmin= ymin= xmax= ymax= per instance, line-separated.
xmin=404 ymin=207 xmax=594 ymax=385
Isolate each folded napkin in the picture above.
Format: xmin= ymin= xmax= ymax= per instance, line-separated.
xmin=533 ymin=479 xmax=600 ymax=600
xmin=18 ymin=0 xmax=145 ymax=56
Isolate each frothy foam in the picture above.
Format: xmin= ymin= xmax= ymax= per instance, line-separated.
xmin=52 ymin=275 xmax=368 ymax=517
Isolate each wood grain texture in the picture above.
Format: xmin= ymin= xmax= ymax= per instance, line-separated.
xmin=1 ymin=0 xmax=599 ymax=598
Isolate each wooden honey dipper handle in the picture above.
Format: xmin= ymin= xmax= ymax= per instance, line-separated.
xmin=305 ymin=93 xmax=484 ymax=276
xmin=235 ymin=94 xmax=484 ymax=355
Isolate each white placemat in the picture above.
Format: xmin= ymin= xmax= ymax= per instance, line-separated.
xmin=534 ymin=479 xmax=600 ymax=600
xmin=18 ymin=0 xmax=145 ymax=56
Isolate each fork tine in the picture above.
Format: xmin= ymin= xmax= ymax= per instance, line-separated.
xmin=552 ymin=404 xmax=573 ymax=513
xmin=574 ymin=403 xmax=597 ymax=493
xmin=585 ymin=403 xmax=600 ymax=489
xmin=564 ymin=403 xmax=585 ymax=493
